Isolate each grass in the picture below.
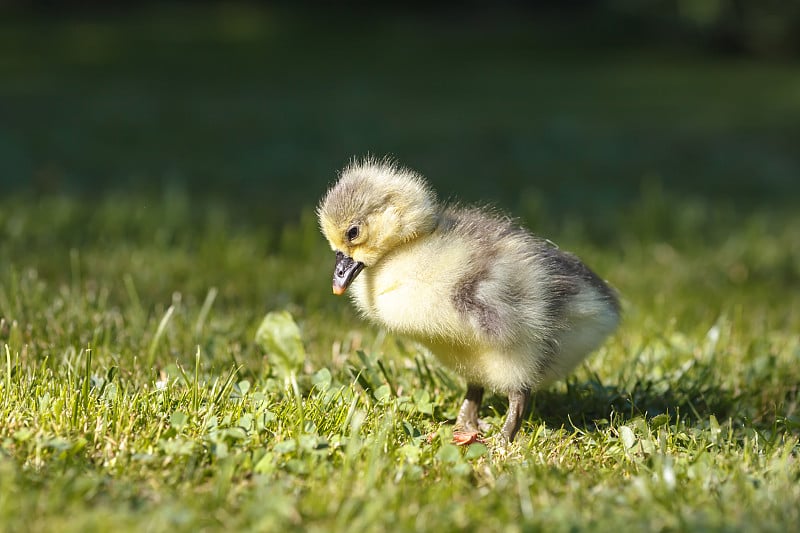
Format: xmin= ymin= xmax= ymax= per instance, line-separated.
xmin=2 ymin=5 xmax=800 ymax=532
xmin=1 ymin=190 xmax=798 ymax=532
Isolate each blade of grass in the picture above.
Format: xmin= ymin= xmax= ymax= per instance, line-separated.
xmin=147 ymin=305 xmax=175 ymax=368
xmin=194 ymin=287 xmax=218 ymax=339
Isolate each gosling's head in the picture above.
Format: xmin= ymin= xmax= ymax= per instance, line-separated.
xmin=318 ymin=157 xmax=439 ymax=295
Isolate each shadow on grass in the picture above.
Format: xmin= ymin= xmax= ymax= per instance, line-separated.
xmin=528 ymin=375 xmax=737 ymax=430
xmin=522 ymin=368 xmax=796 ymax=435
xmin=481 ymin=360 xmax=746 ymax=432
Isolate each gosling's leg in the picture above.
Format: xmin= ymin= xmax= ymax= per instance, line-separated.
xmin=455 ymin=384 xmax=484 ymax=432
xmin=502 ymin=388 xmax=532 ymax=442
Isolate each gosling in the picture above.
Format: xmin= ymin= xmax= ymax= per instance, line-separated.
xmin=317 ymin=157 xmax=620 ymax=442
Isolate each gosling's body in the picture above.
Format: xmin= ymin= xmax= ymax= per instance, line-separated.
xmin=318 ymin=158 xmax=620 ymax=441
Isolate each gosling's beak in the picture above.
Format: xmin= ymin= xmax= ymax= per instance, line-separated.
xmin=332 ymin=251 xmax=364 ymax=295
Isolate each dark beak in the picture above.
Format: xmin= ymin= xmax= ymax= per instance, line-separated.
xmin=332 ymin=251 xmax=364 ymax=295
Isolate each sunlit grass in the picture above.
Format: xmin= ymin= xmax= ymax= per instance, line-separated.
xmin=1 ymin=188 xmax=798 ymax=532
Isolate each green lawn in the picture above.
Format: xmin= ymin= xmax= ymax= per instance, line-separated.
xmin=1 ymin=6 xmax=799 ymax=532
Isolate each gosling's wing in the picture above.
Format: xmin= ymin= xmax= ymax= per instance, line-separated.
xmin=444 ymin=206 xmax=618 ymax=349
xmin=443 ymin=207 xmax=564 ymax=348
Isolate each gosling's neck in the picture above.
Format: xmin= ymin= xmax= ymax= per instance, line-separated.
xmin=432 ymin=207 xmax=459 ymax=234
xmin=393 ymin=203 xmax=441 ymax=245
xmin=366 ymin=208 xmax=442 ymax=271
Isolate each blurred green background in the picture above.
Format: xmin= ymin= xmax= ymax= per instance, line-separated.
xmin=2 ymin=1 xmax=798 ymax=233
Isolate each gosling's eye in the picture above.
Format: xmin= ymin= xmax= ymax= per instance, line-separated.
xmin=346 ymin=225 xmax=360 ymax=242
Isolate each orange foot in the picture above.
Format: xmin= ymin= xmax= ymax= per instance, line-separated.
xmin=452 ymin=430 xmax=484 ymax=446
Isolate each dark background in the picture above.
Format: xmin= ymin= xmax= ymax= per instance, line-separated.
xmin=2 ymin=0 xmax=798 ymax=234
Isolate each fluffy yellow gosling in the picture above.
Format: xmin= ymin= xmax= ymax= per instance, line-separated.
xmin=317 ymin=157 xmax=620 ymax=442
